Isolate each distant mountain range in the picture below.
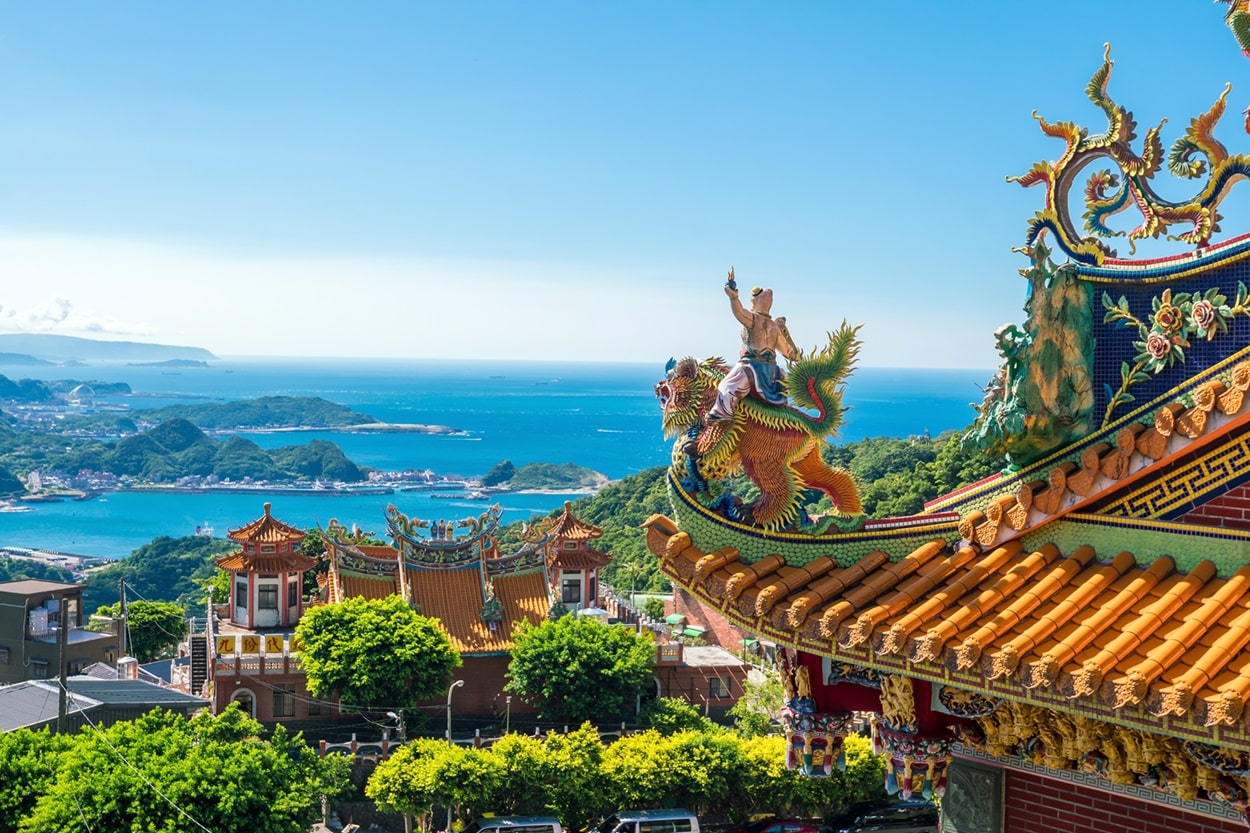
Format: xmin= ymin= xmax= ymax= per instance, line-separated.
xmin=0 ymin=334 xmax=216 ymax=364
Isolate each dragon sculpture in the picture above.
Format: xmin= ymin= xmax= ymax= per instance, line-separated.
xmin=656 ymin=320 xmax=864 ymax=531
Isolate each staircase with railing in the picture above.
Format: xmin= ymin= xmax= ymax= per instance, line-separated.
xmin=187 ymin=615 xmax=211 ymax=697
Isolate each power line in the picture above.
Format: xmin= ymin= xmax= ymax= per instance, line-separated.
xmin=63 ymin=681 xmax=215 ymax=833
xmin=71 ymin=791 xmax=96 ymax=833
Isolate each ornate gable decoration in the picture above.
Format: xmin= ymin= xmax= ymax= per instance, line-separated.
xmin=384 ymin=503 xmax=503 ymax=567
xmin=1013 ymin=45 xmax=1250 ymax=267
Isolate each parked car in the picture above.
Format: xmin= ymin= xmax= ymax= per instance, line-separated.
xmin=826 ymin=800 xmax=939 ymax=833
xmin=725 ymin=817 xmax=823 ymax=833
xmin=594 ymin=809 xmax=700 ymax=833
xmin=463 ymin=816 xmax=563 ymax=833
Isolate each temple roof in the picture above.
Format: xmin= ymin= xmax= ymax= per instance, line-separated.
xmin=323 ymin=537 xmax=550 ymax=655
xmin=547 ymin=501 xmax=603 ymax=541
xmin=551 ymin=547 xmax=611 ymax=570
xmin=644 ymin=508 xmax=1250 ymax=750
xmin=227 ymin=503 xmax=306 ymax=545
xmin=215 ymin=550 xmax=316 ymax=573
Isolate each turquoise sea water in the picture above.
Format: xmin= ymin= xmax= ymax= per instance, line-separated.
xmin=0 ymin=358 xmax=991 ymax=559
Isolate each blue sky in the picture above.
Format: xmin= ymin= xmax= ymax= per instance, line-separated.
xmin=1 ymin=2 xmax=1247 ymax=367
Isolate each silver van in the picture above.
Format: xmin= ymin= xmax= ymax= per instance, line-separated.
xmin=595 ymin=810 xmax=700 ymax=833
xmin=464 ymin=816 xmax=563 ymax=833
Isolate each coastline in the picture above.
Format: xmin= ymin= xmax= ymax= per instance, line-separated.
xmin=212 ymin=422 xmax=470 ymax=436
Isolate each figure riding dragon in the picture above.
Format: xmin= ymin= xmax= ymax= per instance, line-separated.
xmin=656 ymin=272 xmax=864 ymax=532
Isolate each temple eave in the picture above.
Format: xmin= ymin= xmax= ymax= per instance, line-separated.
xmin=645 ymin=514 xmax=1250 ymax=751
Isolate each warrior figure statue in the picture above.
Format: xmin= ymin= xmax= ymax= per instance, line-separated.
xmin=708 ymin=267 xmax=800 ymax=422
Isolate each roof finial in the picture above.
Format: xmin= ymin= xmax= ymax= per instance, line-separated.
xmin=264 ymin=502 xmax=272 ymax=516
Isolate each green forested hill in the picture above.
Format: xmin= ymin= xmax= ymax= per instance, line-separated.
xmin=83 ymin=535 xmax=238 ymax=613
xmin=27 ymin=418 xmax=367 ymax=483
xmin=143 ymin=396 xmax=376 ymax=430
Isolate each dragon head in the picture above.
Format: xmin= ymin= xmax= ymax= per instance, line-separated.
xmin=654 ymin=356 xmax=726 ymax=437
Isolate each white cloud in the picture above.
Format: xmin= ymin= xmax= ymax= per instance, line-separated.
xmin=0 ymin=297 xmax=156 ymax=337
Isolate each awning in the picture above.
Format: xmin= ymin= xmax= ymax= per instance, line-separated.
xmin=740 ymin=638 xmax=758 ymax=647
xmin=665 ymin=613 xmax=687 ymax=625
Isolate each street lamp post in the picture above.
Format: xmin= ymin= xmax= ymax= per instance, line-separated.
xmin=387 ymin=711 xmax=412 ymax=833
xmin=446 ymin=679 xmax=464 ymax=745
xmin=444 ymin=679 xmax=464 ymax=833
xmin=505 ymin=695 xmax=512 ymax=734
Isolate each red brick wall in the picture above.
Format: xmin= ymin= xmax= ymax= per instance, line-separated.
xmin=410 ymin=655 xmax=537 ymax=717
xmin=1004 ymin=769 xmax=1245 ymax=833
xmin=1179 ymin=480 xmax=1250 ymax=531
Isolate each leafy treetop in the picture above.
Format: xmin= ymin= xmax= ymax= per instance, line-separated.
xmin=296 ymin=594 xmax=461 ymax=711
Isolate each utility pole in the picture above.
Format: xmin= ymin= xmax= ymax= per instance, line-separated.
xmin=119 ymin=578 xmax=127 ymax=657
xmin=57 ymin=595 xmax=69 ymax=733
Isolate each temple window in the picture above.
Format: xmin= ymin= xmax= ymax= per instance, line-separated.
xmin=260 ymin=544 xmax=276 ymax=554
xmin=272 ymin=684 xmax=295 ymax=718
xmin=258 ymin=584 xmax=278 ymax=610
xmin=246 ymin=543 xmax=255 ymax=553
xmin=0 ymin=647 xmax=8 ymax=664
xmin=287 ymin=577 xmax=298 ymax=608
xmin=563 ymin=541 xmax=578 ymax=550
xmin=30 ymin=659 xmax=49 ymax=679
xmin=235 ymin=575 xmax=247 ymax=604
xmin=710 ymin=677 xmax=730 ymax=699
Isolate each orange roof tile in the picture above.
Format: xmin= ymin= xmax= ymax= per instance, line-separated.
xmin=338 ymin=573 xmax=399 ymax=601
xmin=550 ymin=547 xmax=611 ymax=570
xmin=215 ymin=550 xmax=317 ymax=573
xmin=547 ymin=501 xmax=603 ymax=541
xmin=644 ymin=513 xmax=1250 ymax=748
xmin=407 ymin=567 xmax=549 ymax=654
xmin=227 ymin=503 xmax=306 ymax=544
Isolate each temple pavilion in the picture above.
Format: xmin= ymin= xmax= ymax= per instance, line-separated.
xmin=541 ymin=500 xmax=612 ymax=612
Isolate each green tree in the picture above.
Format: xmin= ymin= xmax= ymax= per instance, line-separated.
xmin=639 ymin=696 xmax=715 ymax=735
xmin=489 ymin=733 xmax=554 ymax=816
xmin=366 ymin=738 xmax=448 ymax=823
xmin=664 ymin=730 xmax=748 ymax=818
xmin=94 ymin=599 xmax=186 ymax=662
xmin=17 ymin=706 xmax=350 ymax=833
xmin=728 ymin=669 xmax=785 ymax=737
xmin=367 ymin=739 xmax=504 ymax=828
xmin=643 ymin=597 xmax=666 ymax=621
xmin=539 ymin=724 xmax=607 ymax=832
xmin=599 ymin=729 xmax=679 ymax=813
xmin=0 ymin=729 xmax=73 ymax=833
xmin=506 ymin=616 xmax=654 ymax=723
xmin=297 ymin=594 xmax=461 ymax=711
xmin=300 ymin=527 xmax=329 ymax=597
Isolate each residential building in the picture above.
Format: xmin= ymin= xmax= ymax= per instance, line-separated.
xmin=0 ymin=579 xmax=116 ymax=686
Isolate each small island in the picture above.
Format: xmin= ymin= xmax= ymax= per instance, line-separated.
xmin=125 ymin=359 xmax=210 ymax=368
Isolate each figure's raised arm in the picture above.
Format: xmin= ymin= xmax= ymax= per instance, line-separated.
xmin=727 ymin=289 xmax=752 ymax=327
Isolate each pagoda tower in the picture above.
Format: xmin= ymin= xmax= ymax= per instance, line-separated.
xmin=215 ymin=502 xmax=314 ymax=629
xmin=545 ymin=500 xmax=611 ymax=611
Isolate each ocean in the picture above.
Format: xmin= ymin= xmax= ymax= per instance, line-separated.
xmin=0 ymin=358 xmax=992 ymax=559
